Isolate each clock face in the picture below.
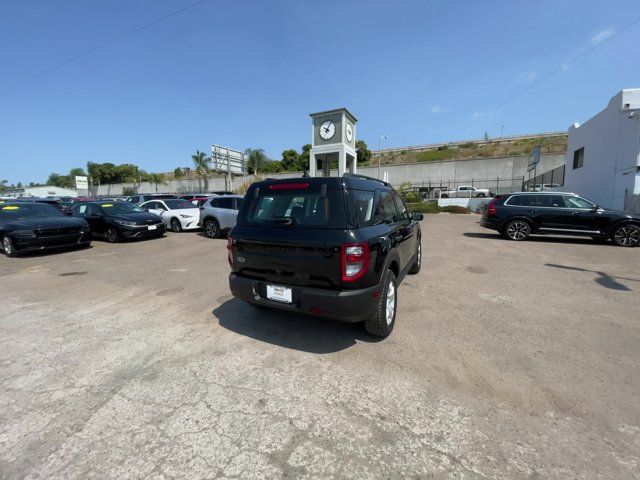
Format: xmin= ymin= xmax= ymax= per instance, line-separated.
xmin=345 ymin=123 xmax=353 ymax=142
xmin=319 ymin=120 xmax=335 ymax=140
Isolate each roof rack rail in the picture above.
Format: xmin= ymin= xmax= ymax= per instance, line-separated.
xmin=342 ymin=173 xmax=391 ymax=187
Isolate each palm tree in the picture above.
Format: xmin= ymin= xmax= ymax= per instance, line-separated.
xmin=148 ymin=173 xmax=166 ymax=193
xmin=244 ymin=148 xmax=267 ymax=175
xmin=192 ymin=151 xmax=210 ymax=191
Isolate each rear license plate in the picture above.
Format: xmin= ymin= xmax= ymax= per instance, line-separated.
xmin=148 ymin=225 xmax=157 ymax=230
xmin=266 ymin=284 xmax=292 ymax=304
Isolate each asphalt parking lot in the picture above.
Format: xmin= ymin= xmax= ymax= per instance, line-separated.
xmin=1 ymin=214 xmax=639 ymax=479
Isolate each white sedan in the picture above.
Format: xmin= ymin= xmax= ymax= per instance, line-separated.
xmin=140 ymin=199 xmax=201 ymax=232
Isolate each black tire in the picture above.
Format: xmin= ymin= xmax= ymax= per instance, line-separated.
xmin=204 ymin=218 xmax=221 ymax=239
xmin=365 ymin=270 xmax=397 ymax=338
xmin=476 ymin=193 xmax=485 ymax=198
xmin=503 ymin=220 xmax=530 ymax=241
xmin=612 ymin=224 xmax=640 ymax=247
xmin=105 ymin=227 xmax=119 ymax=243
xmin=170 ymin=218 xmax=182 ymax=232
xmin=408 ymin=240 xmax=421 ymax=274
xmin=440 ymin=194 xmax=449 ymax=198
xmin=2 ymin=235 xmax=17 ymax=257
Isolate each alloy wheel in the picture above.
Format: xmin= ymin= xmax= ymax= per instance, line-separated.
xmin=3 ymin=236 xmax=13 ymax=256
xmin=205 ymin=221 xmax=218 ymax=238
xmin=171 ymin=219 xmax=181 ymax=232
xmin=506 ymin=221 xmax=530 ymax=240
xmin=385 ymin=279 xmax=396 ymax=326
xmin=416 ymin=243 xmax=421 ymax=268
xmin=614 ymin=225 xmax=640 ymax=247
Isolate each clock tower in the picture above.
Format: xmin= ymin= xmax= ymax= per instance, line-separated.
xmin=309 ymin=108 xmax=357 ymax=177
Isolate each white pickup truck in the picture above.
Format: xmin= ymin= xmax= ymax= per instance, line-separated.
xmin=439 ymin=185 xmax=493 ymax=198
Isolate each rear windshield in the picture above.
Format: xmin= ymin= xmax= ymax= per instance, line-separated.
xmin=238 ymin=187 xmax=345 ymax=228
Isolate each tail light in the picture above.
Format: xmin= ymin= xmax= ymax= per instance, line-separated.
xmin=487 ymin=196 xmax=501 ymax=216
xmin=341 ymin=242 xmax=369 ymax=282
xmin=227 ymin=236 xmax=235 ymax=269
xmin=269 ymin=183 xmax=309 ymax=190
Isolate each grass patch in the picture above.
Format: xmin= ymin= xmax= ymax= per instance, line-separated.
xmin=407 ymin=202 xmax=471 ymax=214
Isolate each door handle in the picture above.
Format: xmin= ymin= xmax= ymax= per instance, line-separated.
xmin=529 ymin=209 xmax=537 ymax=213
xmin=571 ymin=212 xmax=579 ymax=216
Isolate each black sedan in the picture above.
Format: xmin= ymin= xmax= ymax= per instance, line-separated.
xmin=481 ymin=192 xmax=640 ymax=247
xmin=0 ymin=202 xmax=91 ymax=257
xmin=71 ymin=201 xmax=165 ymax=243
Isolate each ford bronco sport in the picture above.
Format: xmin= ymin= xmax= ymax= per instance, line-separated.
xmin=227 ymin=174 xmax=423 ymax=337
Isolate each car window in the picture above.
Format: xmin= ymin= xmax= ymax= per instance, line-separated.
xmin=348 ymin=190 xmax=375 ymax=227
xmin=506 ymin=195 xmax=535 ymax=206
xmin=164 ymin=199 xmax=194 ymax=210
xmin=74 ymin=204 xmax=88 ymax=215
xmin=392 ymin=191 xmax=408 ymax=220
xmin=209 ymin=198 xmax=219 ymax=208
xmin=374 ymin=191 xmax=399 ymax=224
xmin=535 ymin=195 xmax=566 ymax=208
xmin=564 ymin=196 xmax=595 ymax=209
xmin=240 ymin=189 xmax=345 ymax=228
xmin=216 ymin=197 xmax=234 ymax=209
xmin=233 ymin=198 xmax=244 ymax=210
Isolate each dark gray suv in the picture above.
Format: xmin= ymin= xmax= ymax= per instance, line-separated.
xmin=481 ymin=191 xmax=640 ymax=247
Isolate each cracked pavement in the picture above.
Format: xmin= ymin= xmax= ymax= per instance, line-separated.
xmin=1 ymin=215 xmax=639 ymax=479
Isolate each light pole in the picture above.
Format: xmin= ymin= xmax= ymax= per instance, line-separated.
xmin=378 ymin=135 xmax=388 ymax=179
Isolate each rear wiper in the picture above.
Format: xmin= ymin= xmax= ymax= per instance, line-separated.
xmin=271 ymin=216 xmax=296 ymax=226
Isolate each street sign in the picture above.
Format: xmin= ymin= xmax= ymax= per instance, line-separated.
xmin=75 ymin=176 xmax=88 ymax=189
xmin=211 ymin=145 xmax=247 ymax=175
xmin=527 ymin=145 xmax=541 ymax=172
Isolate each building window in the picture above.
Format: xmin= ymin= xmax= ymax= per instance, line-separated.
xmin=573 ymin=147 xmax=584 ymax=170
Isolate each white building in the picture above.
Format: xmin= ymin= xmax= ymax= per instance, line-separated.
xmin=23 ymin=186 xmax=77 ymax=197
xmin=562 ymin=89 xmax=640 ymax=212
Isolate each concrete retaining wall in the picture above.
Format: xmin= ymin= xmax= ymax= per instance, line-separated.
xmin=94 ymin=153 xmax=566 ymax=195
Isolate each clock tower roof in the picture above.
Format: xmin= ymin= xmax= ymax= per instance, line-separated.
xmin=309 ymin=107 xmax=357 ymax=122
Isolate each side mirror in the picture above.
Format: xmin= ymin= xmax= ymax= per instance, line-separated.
xmin=412 ymin=212 xmax=424 ymax=221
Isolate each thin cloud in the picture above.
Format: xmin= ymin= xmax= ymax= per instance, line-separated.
xmin=517 ymin=71 xmax=537 ymax=82
xmin=472 ymin=111 xmax=491 ymax=119
xmin=592 ymin=28 xmax=614 ymax=44
xmin=430 ymin=105 xmax=450 ymax=113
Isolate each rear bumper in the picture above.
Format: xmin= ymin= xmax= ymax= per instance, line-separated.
xmin=229 ymin=274 xmax=379 ymax=323
xmin=480 ymin=217 xmax=502 ymax=231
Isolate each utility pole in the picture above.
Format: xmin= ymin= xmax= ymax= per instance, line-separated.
xmin=378 ymin=135 xmax=388 ymax=179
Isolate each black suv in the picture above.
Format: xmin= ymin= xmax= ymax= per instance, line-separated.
xmin=227 ymin=175 xmax=423 ymax=338
xmin=481 ymin=191 xmax=640 ymax=247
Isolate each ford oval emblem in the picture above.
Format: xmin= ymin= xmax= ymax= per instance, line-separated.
xmin=237 ymin=256 xmax=246 ymax=263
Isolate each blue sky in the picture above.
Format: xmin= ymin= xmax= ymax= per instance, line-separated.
xmin=1 ymin=0 xmax=639 ymax=185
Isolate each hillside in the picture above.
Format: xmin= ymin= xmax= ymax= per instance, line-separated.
xmin=367 ymin=133 xmax=567 ymax=166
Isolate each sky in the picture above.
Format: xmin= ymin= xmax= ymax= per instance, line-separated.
xmin=1 ymin=0 xmax=639 ymax=185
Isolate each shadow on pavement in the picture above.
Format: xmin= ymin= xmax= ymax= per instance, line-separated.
xmin=463 ymin=232 xmax=602 ymax=245
xmin=213 ymin=298 xmax=382 ymax=354
xmin=545 ymin=263 xmax=638 ymax=292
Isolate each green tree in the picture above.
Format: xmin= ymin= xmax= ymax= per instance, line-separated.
xmin=192 ymin=150 xmax=210 ymax=191
xmin=244 ymin=148 xmax=268 ymax=175
xmin=356 ymin=140 xmax=372 ymax=165
xmin=174 ymin=167 xmax=184 ymax=179
xmin=281 ymin=149 xmax=300 ymax=171
xmin=16 ymin=181 xmax=22 ymax=188
xmin=46 ymin=173 xmax=72 ymax=188
xmin=299 ymin=144 xmax=311 ymax=173
xmin=69 ymin=167 xmax=86 ymax=177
